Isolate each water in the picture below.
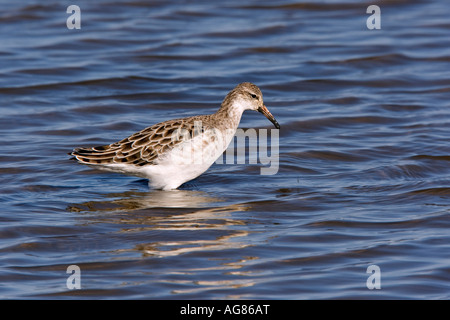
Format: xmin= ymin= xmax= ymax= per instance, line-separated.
xmin=0 ymin=0 xmax=449 ymax=299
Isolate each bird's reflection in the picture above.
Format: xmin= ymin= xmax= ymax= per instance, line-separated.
xmin=68 ymin=189 xmax=222 ymax=212
xmin=68 ymin=189 xmax=252 ymax=259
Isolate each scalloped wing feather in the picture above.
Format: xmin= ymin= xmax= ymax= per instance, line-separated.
xmin=71 ymin=117 xmax=202 ymax=167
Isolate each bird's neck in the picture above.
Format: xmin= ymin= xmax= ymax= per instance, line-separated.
xmin=215 ymin=100 xmax=244 ymax=131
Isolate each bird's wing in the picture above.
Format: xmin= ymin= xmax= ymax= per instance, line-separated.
xmin=71 ymin=117 xmax=200 ymax=167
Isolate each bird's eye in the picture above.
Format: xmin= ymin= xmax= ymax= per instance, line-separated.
xmin=250 ymin=94 xmax=258 ymax=99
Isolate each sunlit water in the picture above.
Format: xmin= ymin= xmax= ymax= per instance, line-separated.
xmin=0 ymin=0 xmax=449 ymax=299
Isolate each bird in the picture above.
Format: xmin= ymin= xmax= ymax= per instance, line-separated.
xmin=70 ymin=82 xmax=280 ymax=190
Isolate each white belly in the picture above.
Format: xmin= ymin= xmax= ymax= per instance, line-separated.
xmin=142 ymin=127 xmax=235 ymax=190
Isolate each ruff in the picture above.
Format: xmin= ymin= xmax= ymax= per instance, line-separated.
xmin=71 ymin=82 xmax=280 ymax=190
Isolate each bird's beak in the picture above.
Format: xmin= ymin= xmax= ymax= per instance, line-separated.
xmin=258 ymin=105 xmax=280 ymax=129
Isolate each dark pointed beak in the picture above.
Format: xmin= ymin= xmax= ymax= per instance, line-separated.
xmin=258 ymin=105 xmax=280 ymax=129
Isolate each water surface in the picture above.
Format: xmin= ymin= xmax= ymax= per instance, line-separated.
xmin=0 ymin=0 xmax=449 ymax=299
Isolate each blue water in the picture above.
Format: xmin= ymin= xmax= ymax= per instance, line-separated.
xmin=0 ymin=0 xmax=449 ymax=299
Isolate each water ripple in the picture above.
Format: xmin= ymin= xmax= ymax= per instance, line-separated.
xmin=0 ymin=0 xmax=449 ymax=299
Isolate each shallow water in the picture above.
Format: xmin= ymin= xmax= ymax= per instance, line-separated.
xmin=0 ymin=0 xmax=449 ymax=299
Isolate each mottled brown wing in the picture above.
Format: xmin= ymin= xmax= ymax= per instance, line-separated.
xmin=71 ymin=118 xmax=197 ymax=167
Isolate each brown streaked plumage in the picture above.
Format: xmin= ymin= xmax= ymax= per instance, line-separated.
xmin=71 ymin=82 xmax=280 ymax=190
xmin=73 ymin=116 xmax=208 ymax=166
